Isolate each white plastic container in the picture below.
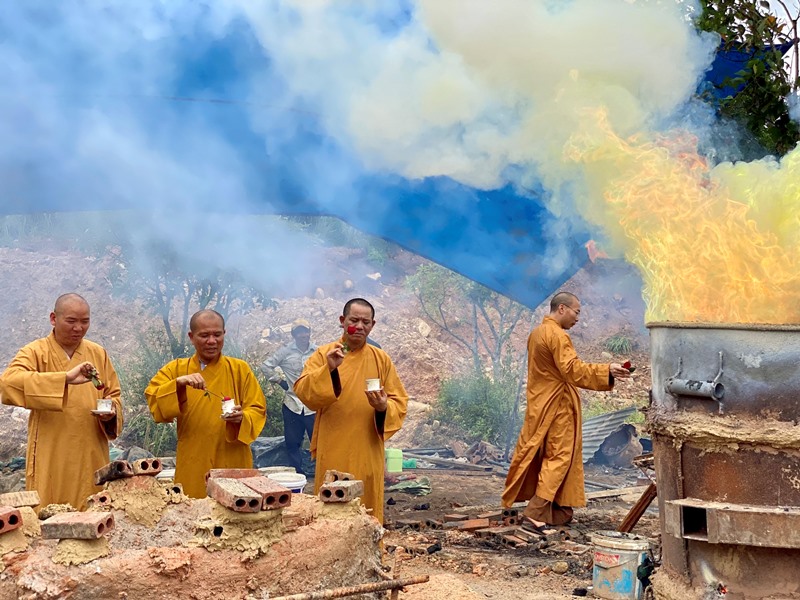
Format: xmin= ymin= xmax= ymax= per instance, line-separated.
xmin=267 ymin=471 xmax=307 ymax=493
xmin=590 ymin=530 xmax=651 ymax=599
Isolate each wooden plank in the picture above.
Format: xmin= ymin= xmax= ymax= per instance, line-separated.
xmin=618 ymin=483 xmax=658 ymax=533
xmin=403 ymin=453 xmax=493 ymax=471
xmin=586 ymin=485 xmax=649 ymax=500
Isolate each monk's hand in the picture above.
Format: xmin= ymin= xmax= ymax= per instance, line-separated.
xmin=176 ymin=374 xmax=206 ymax=390
xmin=95 ymin=400 xmax=117 ymax=422
xmin=221 ymin=407 xmax=244 ymax=423
xmin=326 ymin=345 xmax=345 ymax=371
xmin=610 ymin=363 xmax=632 ymax=379
xmin=65 ymin=361 xmax=95 ymax=385
xmin=365 ymin=389 xmax=388 ymax=412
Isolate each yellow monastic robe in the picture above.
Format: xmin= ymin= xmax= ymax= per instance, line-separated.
xmin=0 ymin=333 xmax=122 ymax=510
xmin=294 ymin=340 xmax=408 ymax=523
xmin=145 ymin=355 xmax=266 ymax=498
xmin=502 ymin=316 xmax=612 ymax=509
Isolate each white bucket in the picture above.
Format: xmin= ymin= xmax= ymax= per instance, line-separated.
xmin=267 ymin=471 xmax=307 ymax=493
xmin=590 ymin=530 xmax=651 ymax=600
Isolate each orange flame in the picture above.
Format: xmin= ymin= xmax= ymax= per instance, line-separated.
xmin=566 ymin=109 xmax=798 ymax=325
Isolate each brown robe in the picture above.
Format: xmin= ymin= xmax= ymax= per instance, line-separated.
xmin=0 ymin=333 xmax=122 ymax=510
xmin=502 ymin=316 xmax=612 ymax=509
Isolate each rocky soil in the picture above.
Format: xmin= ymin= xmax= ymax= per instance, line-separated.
xmin=0 ymin=239 xmax=656 ymax=598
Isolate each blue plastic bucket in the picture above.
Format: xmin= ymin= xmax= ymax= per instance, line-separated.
xmin=590 ymin=531 xmax=650 ymax=600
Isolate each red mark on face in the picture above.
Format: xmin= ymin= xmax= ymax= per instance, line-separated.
xmin=347 ymin=325 xmax=357 ymax=335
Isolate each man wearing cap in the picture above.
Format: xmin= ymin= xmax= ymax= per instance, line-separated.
xmin=261 ymin=318 xmax=318 ymax=476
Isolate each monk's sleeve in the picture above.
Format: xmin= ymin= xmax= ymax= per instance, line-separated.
xmin=0 ymin=346 xmax=68 ymax=411
xmin=225 ymin=365 xmax=266 ymax=445
xmin=294 ymin=348 xmax=340 ymax=411
xmin=144 ymin=363 xmax=182 ymax=423
xmin=379 ymin=356 xmax=408 ymax=441
xmin=551 ymin=331 xmax=612 ymax=391
xmin=98 ymin=350 xmax=123 ymax=440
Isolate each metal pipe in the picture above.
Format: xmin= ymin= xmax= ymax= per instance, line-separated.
xmin=268 ymin=575 xmax=430 ymax=600
xmin=665 ymin=377 xmax=725 ymax=400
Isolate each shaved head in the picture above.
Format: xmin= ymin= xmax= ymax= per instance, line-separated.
xmin=54 ymin=293 xmax=89 ymax=314
xmin=189 ymin=309 xmax=225 ymax=333
xmin=550 ymin=292 xmax=579 ymax=313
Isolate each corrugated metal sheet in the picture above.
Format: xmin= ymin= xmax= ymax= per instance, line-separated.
xmin=582 ymin=406 xmax=637 ymax=463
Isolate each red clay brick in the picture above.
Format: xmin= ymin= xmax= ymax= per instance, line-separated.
xmin=204 ymin=468 xmax=261 ymax=484
xmin=319 ymin=480 xmax=364 ymax=503
xmin=443 ymin=513 xmax=468 ymax=522
xmin=206 ymin=477 xmax=262 ymax=513
xmin=0 ymin=506 xmax=22 ymax=535
xmin=41 ymin=512 xmax=115 ymax=539
xmin=86 ymin=491 xmax=113 ymax=509
xmin=131 ymin=458 xmax=164 ymax=476
xmin=322 ymin=469 xmax=355 ymax=484
xmin=237 ymin=476 xmax=292 ymax=511
xmin=0 ymin=490 xmax=40 ymax=508
xmin=457 ymin=518 xmax=491 ymax=532
xmin=94 ymin=460 xmax=134 ymax=486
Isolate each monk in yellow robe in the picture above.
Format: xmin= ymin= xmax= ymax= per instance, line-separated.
xmin=0 ymin=293 xmax=122 ymax=510
xmin=295 ymin=298 xmax=408 ymax=524
xmin=502 ymin=292 xmax=630 ymax=525
xmin=145 ymin=309 xmax=266 ymax=498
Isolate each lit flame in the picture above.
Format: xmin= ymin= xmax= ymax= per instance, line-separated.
xmin=566 ymin=109 xmax=799 ymax=325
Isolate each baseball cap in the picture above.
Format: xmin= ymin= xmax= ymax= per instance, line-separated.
xmin=291 ymin=318 xmax=311 ymax=332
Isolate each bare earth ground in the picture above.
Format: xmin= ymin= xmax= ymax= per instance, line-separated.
xmin=0 ymin=242 xmax=656 ymax=597
xmin=383 ymin=470 xmax=659 ymax=600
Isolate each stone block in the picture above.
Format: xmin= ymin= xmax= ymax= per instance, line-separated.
xmin=0 ymin=506 xmax=22 ymax=535
xmin=94 ymin=460 xmax=134 ymax=486
xmin=131 ymin=458 xmax=164 ymax=476
xmin=319 ymin=480 xmax=364 ymax=503
xmin=41 ymin=512 xmax=115 ymax=540
xmin=237 ymin=476 xmax=292 ymax=510
xmin=322 ymin=469 xmax=356 ymax=484
xmin=0 ymin=490 xmax=40 ymax=508
xmin=206 ymin=477 xmax=262 ymax=513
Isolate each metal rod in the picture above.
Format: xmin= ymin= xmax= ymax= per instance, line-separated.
xmin=268 ymin=575 xmax=430 ymax=600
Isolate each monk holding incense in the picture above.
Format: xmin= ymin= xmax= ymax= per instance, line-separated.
xmin=502 ymin=292 xmax=631 ymax=526
xmin=0 ymin=293 xmax=122 ymax=510
xmin=145 ymin=309 xmax=266 ymax=498
xmin=295 ymin=298 xmax=408 ymax=523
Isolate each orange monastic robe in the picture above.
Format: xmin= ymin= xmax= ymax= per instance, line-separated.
xmin=145 ymin=355 xmax=266 ymax=498
xmin=502 ymin=316 xmax=612 ymax=509
xmin=0 ymin=333 xmax=122 ymax=510
xmin=295 ymin=340 xmax=408 ymax=523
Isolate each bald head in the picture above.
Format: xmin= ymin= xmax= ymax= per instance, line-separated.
xmin=54 ymin=293 xmax=89 ymax=315
xmin=189 ymin=309 xmax=225 ymax=332
xmin=549 ymin=292 xmax=578 ymax=313
xmin=50 ymin=293 xmax=91 ymax=354
xmin=549 ymin=291 xmax=581 ymax=330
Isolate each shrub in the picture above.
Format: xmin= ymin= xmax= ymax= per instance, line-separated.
xmin=434 ymin=366 xmax=521 ymax=448
xmin=604 ymin=334 xmax=633 ymax=355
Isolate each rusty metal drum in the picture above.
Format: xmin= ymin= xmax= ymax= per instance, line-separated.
xmin=647 ymin=322 xmax=800 ymax=600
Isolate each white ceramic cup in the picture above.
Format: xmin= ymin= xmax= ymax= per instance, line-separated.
xmin=366 ymin=378 xmax=381 ymax=392
xmin=221 ymin=399 xmax=236 ymax=415
xmin=97 ymin=398 xmax=113 ymax=413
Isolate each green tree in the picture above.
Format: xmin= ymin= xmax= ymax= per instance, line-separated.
xmin=696 ymin=0 xmax=800 ymax=155
xmin=407 ymin=263 xmax=529 ymax=456
xmin=109 ymin=238 xmax=273 ymax=359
